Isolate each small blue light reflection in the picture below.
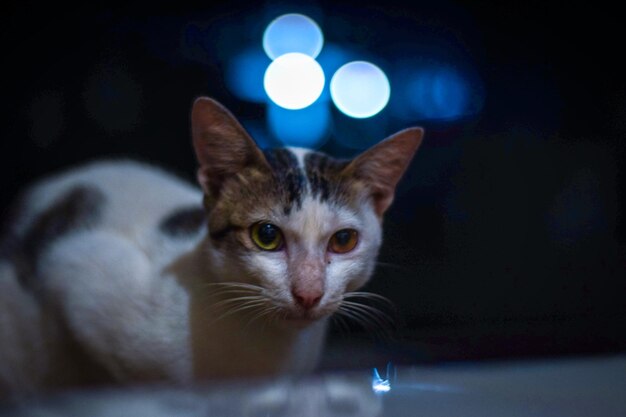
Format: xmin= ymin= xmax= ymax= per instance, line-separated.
xmin=263 ymin=13 xmax=324 ymax=60
xmin=226 ymin=48 xmax=271 ymax=103
xmin=267 ymin=100 xmax=330 ymax=149
xmin=405 ymin=67 xmax=473 ymax=120
xmin=330 ymin=61 xmax=390 ymax=118
xmin=372 ymin=363 xmax=394 ymax=394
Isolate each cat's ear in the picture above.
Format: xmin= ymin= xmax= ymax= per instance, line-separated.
xmin=343 ymin=127 xmax=424 ymax=217
xmin=191 ymin=97 xmax=270 ymax=200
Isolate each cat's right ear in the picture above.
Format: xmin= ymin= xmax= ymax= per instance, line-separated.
xmin=191 ymin=97 xmax=270 ymax=201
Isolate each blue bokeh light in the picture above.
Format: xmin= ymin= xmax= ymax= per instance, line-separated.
xmin=267 ymin=100 xmax=330 ymax=149
xmin=330 ymin=61 xmax=390 ymax=118
xmin=263 ymin=13 xmax=324 ymax=60
xmin=264 ymin=52 xmax=325 ymax=110
xmin=225 ymin=48 xmax=271 ymax=103
xmin=406 ymin=67 xmax=470 ymax=120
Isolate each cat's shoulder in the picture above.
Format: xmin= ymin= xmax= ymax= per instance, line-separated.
xmin=34 ymin=159 xmax=189 ymax=187
xmin=25 ymin=159 xmax=198 ymax=200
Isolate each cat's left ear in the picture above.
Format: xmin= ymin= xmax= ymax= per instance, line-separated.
xmin=343 ymin=127 xmax=424 ymax=217
xmin=191 ymin=97 xmax=270 ymax=202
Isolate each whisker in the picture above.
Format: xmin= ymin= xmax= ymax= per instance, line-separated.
xmin=336 ymin=306 xmax=371 ymax=330
xmin=201 ymin=282 xmax=262 ymax=291
xmin=331 ymin=312 xmax=351 ymax=336
xmin=344 ymin=292 xmax=395 ymax=308
xmin=243 ymin=305 xmax=281 ymax=331
xmin=210 ymin=300 xmax=268 ymax=325
xmin=338 ymin=302 xmax=396 ymax=341
xmin=341 ymin=300 xmax=395 ymax=328
xmin=211 ymin=295 xmax=267 ymax=309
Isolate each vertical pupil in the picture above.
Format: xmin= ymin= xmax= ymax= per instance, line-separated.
xmin=259 ymin=224 xmax=277 ymax=244
xmin=336 ymin=230 xmax=351 ymax=246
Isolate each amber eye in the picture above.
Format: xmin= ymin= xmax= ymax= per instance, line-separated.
xmin=328 ymin=229 xmax=359 ymax=254
xmin=250 ymin=222 xmax=284 ymax=251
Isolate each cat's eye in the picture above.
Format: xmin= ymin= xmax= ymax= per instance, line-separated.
xmin=328 ymin=229 xmax=358 ymax=254
xmin=250 ymin=222 xmax=284 ymax=251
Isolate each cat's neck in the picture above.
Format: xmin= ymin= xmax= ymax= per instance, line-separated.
xmin=166 ymin=239 xmax=328 ymax=378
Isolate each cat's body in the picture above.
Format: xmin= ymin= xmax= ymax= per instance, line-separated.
xmin=0 ymin=98 xmax=423 ymax=394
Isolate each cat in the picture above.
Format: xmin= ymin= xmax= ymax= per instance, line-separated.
xmin=0 ymin=97 xmax=423 ymax=394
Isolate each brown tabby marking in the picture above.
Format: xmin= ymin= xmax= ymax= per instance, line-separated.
xmin=304 ymin=152 xmax=352 ymax=203
xmin=263 ymin=148 xmax=306 ymax=215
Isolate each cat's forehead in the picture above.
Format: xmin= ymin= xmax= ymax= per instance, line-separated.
xmin=262 ymin=147 xmax=353 ymax=215
xmin=282 ymin=194 xmax=361 ymax=240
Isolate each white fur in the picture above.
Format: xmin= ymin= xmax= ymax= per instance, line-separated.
xmin=0 ymin=157 xmax=383 ymax=393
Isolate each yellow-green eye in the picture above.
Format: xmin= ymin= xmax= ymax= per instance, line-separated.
xmin=328 ymin=229 xmax=358 ymax=254
xmin=250 ymin=222 xmax=284 ymax=251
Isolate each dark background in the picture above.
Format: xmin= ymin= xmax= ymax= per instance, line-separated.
xmin=2 ymin=1 xmax=624 ymax=368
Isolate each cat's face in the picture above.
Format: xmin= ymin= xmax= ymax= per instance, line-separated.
xmin=191 ymin=98 xmax=423 ymax=325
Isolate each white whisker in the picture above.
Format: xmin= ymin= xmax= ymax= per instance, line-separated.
xmin=341 ymin=300 xmax=395 ymax=327
xmin=344 ymin=291 xmax=395 ymax=308
xmin=210 ymin=300 xmax=268 ymax=325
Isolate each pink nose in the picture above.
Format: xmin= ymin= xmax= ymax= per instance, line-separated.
xmin=292 ymin=290 xmax=322 ymax=310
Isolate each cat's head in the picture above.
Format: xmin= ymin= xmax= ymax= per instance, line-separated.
xmin=191 ymin=97 xmax=423 ymax=325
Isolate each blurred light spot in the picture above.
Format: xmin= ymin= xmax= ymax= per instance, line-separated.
xmin=264 ymin=53 xmax=325 ymax=110
xmin=226 ymin=48 xmax=271 ymax=102
xmin=405 ymin=67 xmax=476 ymax=121
xmin=330 ymin=61 xmax=390 ymax=118
xmin=263 ymin=13 xmax=323 ymax=60
xmin=372 ymin=367 xmax=391 ymax=394
xmin=28 ymin=90 xmax=64 ymax=148
xmin=267 ymin=100 xmax=330 ymax=148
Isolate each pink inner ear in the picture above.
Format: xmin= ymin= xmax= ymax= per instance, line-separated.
xmin=371 ymin=189 xmax=395 ymax=218
xmin=196 ymin=168 xmax=211 ymax=195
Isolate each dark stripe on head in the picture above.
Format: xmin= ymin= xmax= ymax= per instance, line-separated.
xmin=160 ymin=206 xmax=206 ymax=237
xmin=304 ymin=152 xmax=350 ymax=202
xmin=263 ymin=148 xmax=306 ymax=214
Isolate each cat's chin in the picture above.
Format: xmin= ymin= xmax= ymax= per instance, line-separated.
xmin=282 ymin=316 xmax=319 ymax=328
xmin=279 ymin=310 xmax=331 ymax=329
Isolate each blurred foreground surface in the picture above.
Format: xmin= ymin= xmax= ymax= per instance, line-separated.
xmin=2 ymin=355 xmax=624 ymax=417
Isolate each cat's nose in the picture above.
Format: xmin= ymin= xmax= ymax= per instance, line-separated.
xmin=292 ymin=289 xmax=322 ymax=310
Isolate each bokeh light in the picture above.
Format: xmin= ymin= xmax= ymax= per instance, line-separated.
xmin=267 ymin=101 xmax=330 ymax=148
xmin=406 ymin=67 xmax=471 ymax=120
xmin=263 ymin=13 xmax=324 ymax=60
xmin=226 ymin=48 xmax=271 ymax=102
xmin=264 ymin=52 xmax=325 ymax=110
xmin=330 ymin=61 xmax=390 ymax=118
